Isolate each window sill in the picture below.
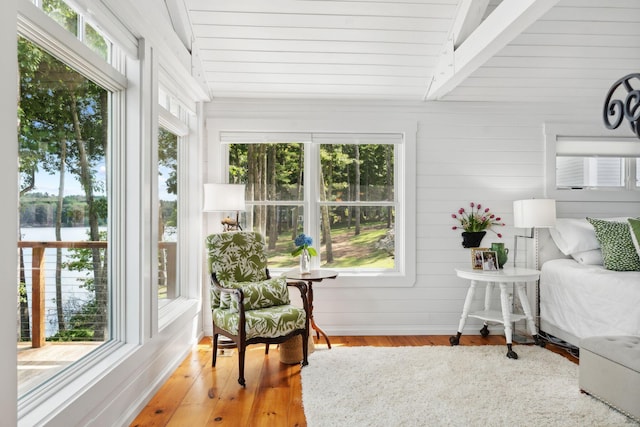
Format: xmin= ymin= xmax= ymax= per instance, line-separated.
xmin=547 ymin=187 xmax=639 ymax=202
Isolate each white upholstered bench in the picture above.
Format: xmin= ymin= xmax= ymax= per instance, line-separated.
xmin=579 ymin=336 xmax=640 ymax=422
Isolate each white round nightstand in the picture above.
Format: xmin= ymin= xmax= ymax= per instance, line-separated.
xmin=451 ymin=267 xmax=542 ymax=359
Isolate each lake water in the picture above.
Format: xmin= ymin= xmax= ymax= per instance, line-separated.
xmin=20 ymin=227 xmax=106 ymax=337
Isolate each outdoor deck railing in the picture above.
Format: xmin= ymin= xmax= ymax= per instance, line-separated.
xmin=18 ymin=241 xmax=176 ymax=348
xmin=18 ymin=241 xmax=107 ymax=348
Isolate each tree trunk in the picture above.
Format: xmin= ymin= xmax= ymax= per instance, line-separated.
xmin=247 ymin=144 xmax=256 ymax=231
xmin=70 ymin=93 xmax=107 ymax=341
xmin=386 ymin=145 xmax=393 ymax=229
xmin=248 ymin=144 xmax=268 ymax=235
xmin=55 ymin=139 xmax=67 ymax=332
xmin=259 ymin=145 xmax=267 ymax=234
xmin=346 ymin=161 xmax=352 ymax=229
xmin=320 ymin=169 xmax=333 ymax=263
xmin=17 ymin=61 xmax=31 ymax=342
xmin=267 ymin=145 xmax=277 ymax=249
xmin=354 ymin=145 xmax=361 ymax=236
xmin=292 ymin=148 xmax=303 ymax=239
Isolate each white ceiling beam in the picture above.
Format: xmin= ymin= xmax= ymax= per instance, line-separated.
xmin=164 ymin=0 xmax=193 ymax=51
xmin=451 ymin=0 xmax=490 ymax=48
xmin=425 ymin=0 xmax=560 ymax=101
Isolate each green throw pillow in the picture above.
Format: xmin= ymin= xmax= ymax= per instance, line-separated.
xmin=586 ymin=218 xmax=640 ymax=271
xmin=219 ymin=276 xmax=290 ymax=313
xmin=629 ymin=218 xmax=640 ymax=260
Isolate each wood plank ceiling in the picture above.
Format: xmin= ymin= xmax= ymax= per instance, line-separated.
xmin=180 ymin=0 xmax=640 ymax=103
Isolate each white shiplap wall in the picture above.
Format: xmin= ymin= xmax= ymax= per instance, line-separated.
xmin=203 ymin=99 xmax=640 ymax=336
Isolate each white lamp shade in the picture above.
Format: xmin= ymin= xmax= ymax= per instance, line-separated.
xmin=203 ymin=183 xmax=246 ymax=212
xmin=513 ymin=199 xmax=556 ymax=228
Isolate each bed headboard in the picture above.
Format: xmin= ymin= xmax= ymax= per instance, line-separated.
xmin=537 ymin=228 xmax=570 ymax=267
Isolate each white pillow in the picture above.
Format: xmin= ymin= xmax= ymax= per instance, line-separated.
xmin=549 ymin=218 xmax=600 ymax=255
xmin=570 ymin=249 xmax=603 ymax=265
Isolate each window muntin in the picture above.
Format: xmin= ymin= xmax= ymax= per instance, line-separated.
xmin=18 ymin=36 xmax=111 ymax=395
xmin=228 ymin=137 xmax=398 ymax=271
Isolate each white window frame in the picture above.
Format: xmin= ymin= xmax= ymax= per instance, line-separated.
xmin=155 ymin=81 xmax=200 ymax=331
xmin=16 ymin=1 xmax=204 ymax=424
xmin=544 ymin=123 xmax=640 ymax=202
xmin=157 ymin=110 xmax=184 ymax=308
xmin=17 ymin=0 xmax=133 ymax=420
xmin=206 ymin=118 xmax=417 ymax=288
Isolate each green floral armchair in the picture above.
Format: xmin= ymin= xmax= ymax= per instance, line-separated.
xmin=206 ymin=231 xmax=310 ymax=386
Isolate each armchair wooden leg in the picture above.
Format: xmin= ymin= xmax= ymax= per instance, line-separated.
xmin=301 ymin=333 xmax=309 ymax=367
xmin=265 ymin=344 xmax=270 ymax=355
xmin=238 ymin=346 xmax=246 ymax=387
xmin=212 ymin=333 xmax=219 ymax=367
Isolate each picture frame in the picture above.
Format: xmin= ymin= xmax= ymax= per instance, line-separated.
xmin=481 ymin=250 xmax=499 ymax=271
xmin=471 ymin=247 xmax=488 ymax=270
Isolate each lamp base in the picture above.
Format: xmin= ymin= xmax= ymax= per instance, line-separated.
xmin=221 ymin=211 xmax=242 ymax=232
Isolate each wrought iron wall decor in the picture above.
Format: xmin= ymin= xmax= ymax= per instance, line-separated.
xmin=602 ymin=73 xmax=640 ymax=139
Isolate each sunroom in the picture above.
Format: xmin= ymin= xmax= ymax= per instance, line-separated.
xmin=1 ymin=0 xmax=639 ymax=426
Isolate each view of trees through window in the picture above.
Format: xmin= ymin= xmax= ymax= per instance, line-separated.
xmin=41 ymin=0 xmax=110 ymax=60
xmin=158 ymin=128 xmax=178 ymax=301
xmin=229 ymin=141 xmax=396 ymax=270
xmin=17 ymin=35 xmax=110 ymax=393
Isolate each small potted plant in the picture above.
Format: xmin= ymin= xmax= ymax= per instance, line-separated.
xmin=451 ymin=202 xmax=504 ymax=248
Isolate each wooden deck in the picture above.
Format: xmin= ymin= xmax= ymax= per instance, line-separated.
xmin=130 ymin=335 xmax=577 ymax=426
xmin=18 ymin=341 xmax=102 ymax=395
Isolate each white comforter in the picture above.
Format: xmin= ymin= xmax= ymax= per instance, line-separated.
xmin=540 ymin=258 xmax=640 ymax=342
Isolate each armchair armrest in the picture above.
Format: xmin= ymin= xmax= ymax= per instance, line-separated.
xmin=286 ymin=280 xmax=310 ymax=316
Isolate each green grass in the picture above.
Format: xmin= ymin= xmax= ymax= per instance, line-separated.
xmin=266 ymin=222 xmax=394 ymax=269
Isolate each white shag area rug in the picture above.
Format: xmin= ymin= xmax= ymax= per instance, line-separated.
xmin=301 ymin=345 xmax=638 ymax=427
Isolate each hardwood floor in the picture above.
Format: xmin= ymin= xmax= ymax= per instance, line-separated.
xmin=130 ymin=335 xmax=577 ymax=427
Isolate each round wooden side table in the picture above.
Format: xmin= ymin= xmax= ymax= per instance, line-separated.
xmin=284 ymin=269 xmax=338 ymax=348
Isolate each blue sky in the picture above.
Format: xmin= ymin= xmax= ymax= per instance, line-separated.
xmin=34 ymin=168 xmax=102 ymax=196
xmin=33 ymin=164 xmax=175 ymax=200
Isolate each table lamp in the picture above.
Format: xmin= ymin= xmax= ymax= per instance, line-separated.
xmin=203 ymin=183 xmax=246 ymax=231
xmin=513 ymin=199 xmax=556 ymax=268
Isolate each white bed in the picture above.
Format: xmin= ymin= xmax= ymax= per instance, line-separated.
xmin=537 ymin=222 xmax=640 ymax=349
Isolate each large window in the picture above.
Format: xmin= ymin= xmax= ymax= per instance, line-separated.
xmin=225 ymin=133 xmax=400 ymax=273
xmin=17 ymin=36 xmax=112 ymax=395
xmin=17 ymin=0 xmax=127 ymax=401
xmin=156 ymin=84 xmax=193 ymax=309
